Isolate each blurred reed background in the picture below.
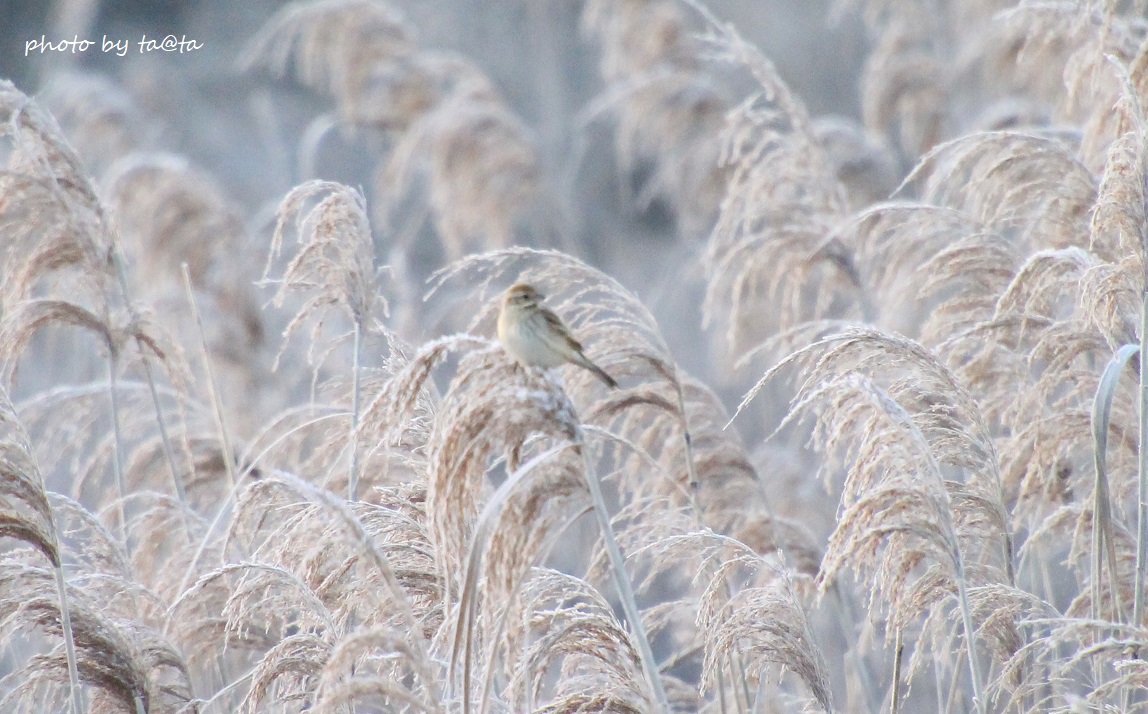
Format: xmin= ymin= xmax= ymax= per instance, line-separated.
xmin=2 ymin=0 xmax=1147 ymax=712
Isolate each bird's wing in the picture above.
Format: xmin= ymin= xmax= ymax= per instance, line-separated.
xmin=542 ymin=308 xmax=584 ymax=351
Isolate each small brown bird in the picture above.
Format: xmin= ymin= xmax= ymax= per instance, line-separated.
xmin=497 ymin=283 xmax=618 ymax=389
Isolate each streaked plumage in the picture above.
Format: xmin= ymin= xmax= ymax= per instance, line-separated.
xmin=496 ymin=283 xmax=618 ymax=388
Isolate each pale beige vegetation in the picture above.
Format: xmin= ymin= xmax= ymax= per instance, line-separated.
xmin=2 ymin=0 xmax=1148 ymax=713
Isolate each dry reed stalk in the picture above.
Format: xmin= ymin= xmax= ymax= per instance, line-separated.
xmin=988 ymin=4 xmax=1146 ymax=168
xmin=172 ymin=474 xmax=442 ymax=711
xmin=0 ymin=299 xmax=135 ymax=541
xmin=0 ymin=554 xmax=193 ymax=714
xmin=741 ymin=328 xmax=1010 ymax=551
xmin=38 ymin=71 xmax=145 ymax=176
xmin=121 ymin=493 xmax=208 ymax=604
xmin=0 ymin=82 xmax=127 ymax=329
xmin=1 ymin=81 xmax=192 ymax=546
xmin=264 ymin=180 xmax=381 ymax=373
xmin=574 ymin=445 xmax=670 ymax=711
xmin=240 ymin=631 xmax=329 ymax=712
xmin=580 ymin=0 xmax=730 ymax=233
xmin=13 ymin=383 xmax=209 ymax=518
xmin=941 ymin=249 xmax=1095 ymax=434
xmin=263 ymin=180 xmax=383 ymax=500
xmin=505 ymin=568 xmax=655 ymax=713
xmin=226 ymin=477 xmax=440 ymax=640
xmin=311 ymin=627 xmax=437 ymax=712
xmin=839 ymin=203 xmax=1017 ymax=344
xmin=970 ymin=2 xmax=1093 ymax=109
xmin=993 ymin=612 xmax=1148 ymax=712
xmin=693 ymin=14 xmax=858 ymax=364
xmin=128 ymin=426 xmax=230 ymax=517
xmin=377 ymin=64 xmax=543 ymax=260
xmin=302 ymin=359 xmax=432 ymax=499
xmin=697 ymin=542 xmax=833 ymax=712
xmin=1079 ymin=66 xmax=1148 ymax=633
xmin=368 ymin=317 xmax=671 ymax=708
xmin=815 ymin=375 xmax=990 ymax=711
xmin=591 ymin=378 xmax=745 ymax=523
xmin=236 ymin=403 xmax=356 ymax=486
xmin=182 ymin=265 xmax=238 ymax=499
xmin=1091 ymin=343 xmax=1138 ymax=624
xmin=247 ymin=1 xmax=545 ymax=261
xmin=251 ymin=475 xmax=443 ymax=711
xmin=840 ymin=0 xmax=1044 ymax=159
xmin=0 ymin=387 xmax=82 ymax=713
xmin=582 ymin=0 xmax=700 ymax=81
xmin=860 ymin=15 xmax=947 ymax=162
xmin=588 ymin=497 xmax=824 ymax=709
xmin=811 ymin=116 xmax=900 ymax=210
xmin=897 ymin=131 xmax=1097 ymax=254
xmin=1097 ymin=56 xmax=1148 ymax=639
xmin=452 ymin=443 xmax=587 ymax=711
xmin=240 ymin=0 xmax=417 ymax=128
xmin=0 ymin=82 xmax=114 ymax=311
xmin=589 ymin=67 xmax=729 ymax=234
xmin=103 ymin=153 xmax=263 ymax=345
xmin=392 ymin=340 xmax=579 ymax=598
xmin=738 ymin=327 xmax=1019 ymax=712
xmin=945 ymin=225 xmax=1145 ymax=614
xmin=590 ymin=372 xmax=827 ymax=603
xmin=46 ymin=492 xmax=133 ymax=588
xmin=169 ymin=560 xmax=314 ymax=700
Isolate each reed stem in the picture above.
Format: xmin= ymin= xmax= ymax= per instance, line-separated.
xmin=577 ymin=436 xmax=669 ymax=712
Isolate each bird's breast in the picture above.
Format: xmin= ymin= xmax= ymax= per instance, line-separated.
xmin=499 ymin=311 xmax=566 ymax=368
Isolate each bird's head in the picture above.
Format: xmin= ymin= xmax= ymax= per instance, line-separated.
xmin=504 ymin=282 xmax=544 ymax=308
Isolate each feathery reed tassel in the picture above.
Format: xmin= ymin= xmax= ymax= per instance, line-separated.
xmin=262 ymin=180 xmax=383 ymax=501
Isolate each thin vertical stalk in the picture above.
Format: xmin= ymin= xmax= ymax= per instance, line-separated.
xmin=1092 ymin=343 xmax=1138 ymax=625
xmin=953 ymin=556 xmax=986 ymax=714
xmin=933 ymin=655 xmax=946 ymax=713
xmin=674 ymin=381 xmax=700 ymax=492
xmin=107 ymin=356 xmax=130 ymax=550
xmin=181 ymin=264 xmax=237 ymax=493
xmin=1136 ymin=291 xmax=1148 ymax=629
xmin=111 ymin=248 xmax=188 ymax=516
xmin=274 ymin=472 xmax=440 ymax=704
xmin=180 ymin=263 xmax=250 ymax=707
xmin=1127 ymin=48 xmax=1148 ymax=634
xmin=674 ymin=380 xmax=749 ymax=709
xmin=52 ymin=558 xmax=82 ymax=714
xmin=832 ymin=586 xmax=881 ymax=713
xmin=943 ymin=649 xmax=965 ymax=714
xmin=715 ymin=667 xmax=729 ymax=714
xmin=298 ymin=113 xmax=339 ymax=180
xmin=727 ymin=652 xmax=748 ymax=714
xmin=890 ymin=627 xmax=903 ymax=714
xmin=577 ymin=438 xmax=669 ymax=711
xmin=348 ymin=320 xmax=362 ymax=502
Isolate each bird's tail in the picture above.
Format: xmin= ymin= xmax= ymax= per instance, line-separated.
xmin=580 ymin=357 xmax=618 ymax=389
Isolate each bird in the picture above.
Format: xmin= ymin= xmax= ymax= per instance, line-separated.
xmin=496 ymin=282 xmax=619 ymax=389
